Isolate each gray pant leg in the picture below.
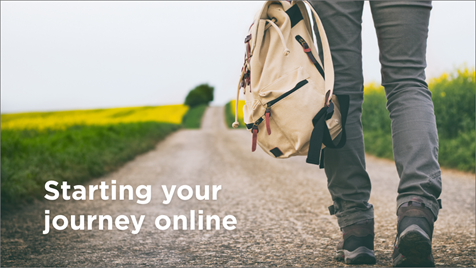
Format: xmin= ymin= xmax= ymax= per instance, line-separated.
xmin=370 ymin=1 xmax=442 ymax=219
xmin=310 ymin=1 xmax=374 ymax=228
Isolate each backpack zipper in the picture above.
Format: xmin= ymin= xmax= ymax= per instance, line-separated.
xmin=265 ymin=108 xmax=271 ymax=135
xmin=265 ymin=79 xmax=308 ymax=108
xmin=251 ymin=124 xmax=259 ymax=152
xmin=246 ymin=117 xmax=263 ymax=152
xmin=263 ymin=79 xmax=308 ymax=135
xmin=248 ymin=79 xmax=308 ymax=151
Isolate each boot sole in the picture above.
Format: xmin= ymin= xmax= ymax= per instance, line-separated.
xmin=394 ymin=224 xmax=434 ymax=267
xmin=344 ymin=246 xmax=376 ymax=264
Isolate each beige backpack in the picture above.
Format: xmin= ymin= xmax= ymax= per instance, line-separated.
xmin=232 ymin=0 xmax=349 ymax=167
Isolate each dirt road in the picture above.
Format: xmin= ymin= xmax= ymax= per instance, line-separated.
xmin=1 ymin=107 xmax=474 ymax=267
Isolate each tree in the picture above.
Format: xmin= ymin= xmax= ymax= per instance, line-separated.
xmin=184 ymin=84 xmax=214 ymax=107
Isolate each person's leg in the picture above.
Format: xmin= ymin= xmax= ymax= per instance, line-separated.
xmin=369 ymin=1 xmax=441 ymax=266
xmin=369 ymin=0 xmax=441 ymax=222
xmin=310 ymin=0 xmax=373 ymax=230
xmin=309 ymin=1 xmax=375 ymax=265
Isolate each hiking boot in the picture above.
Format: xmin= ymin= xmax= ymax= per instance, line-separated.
xmin=336 ymin=219 xmax=376 ymax=264
xmin=392 ymin=199 xmax=435 ymax=267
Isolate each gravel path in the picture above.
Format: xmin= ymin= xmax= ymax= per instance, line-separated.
xmin=1 ymin=106 xmax=474 ymax=267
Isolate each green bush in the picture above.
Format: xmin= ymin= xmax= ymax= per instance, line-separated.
xmin=224 ymin=100 xmax=246 ymax=129
xmin=1 ymin=122 xmax=180 ymax=208
xmin=361 ymin=83 xmax=391 ymax=134
xmin=430 ymin=68 xmax=475 ymax=139
xmin=184 ymin=84 xmax=214 ymax=107
xmin=363 ymin=130 xmax=394 ymax=160
xmin=438 ymin=130 xmax=475 ymax=171
xmin=224 ymin=101 xmax=234 ymax=128
xmin=182 ymin=104 xmax=208 ymax=129
xmin=224 ymin=101 xmax=243 ymax=129
xmin=362 ymin=67 xmax=475 ymax=172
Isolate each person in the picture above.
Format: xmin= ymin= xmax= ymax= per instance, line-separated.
xmin=308 ymin=1 xmax=442 ymax=266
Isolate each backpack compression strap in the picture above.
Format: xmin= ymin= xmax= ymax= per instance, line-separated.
xmin=306 ymin=95 xmax=350 ymax=168
xmin=299 ymin=0 xmax=335 ymax=107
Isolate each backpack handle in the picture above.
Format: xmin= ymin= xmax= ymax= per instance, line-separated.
xmin=296 ymin=0 xmax=335 ymax=107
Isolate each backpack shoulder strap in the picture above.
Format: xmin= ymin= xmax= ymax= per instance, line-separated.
xmin=294 ymin=0 xmax=334 ymax=106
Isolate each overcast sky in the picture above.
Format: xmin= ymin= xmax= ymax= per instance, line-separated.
xmin=1 ymin=1 xmax=475 ymax=113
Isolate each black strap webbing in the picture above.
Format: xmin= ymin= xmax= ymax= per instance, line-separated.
xmin=306 ymin=95 xmax=350 ymax=168
xmin=295 ymin=35 xmax=325 ymax=78
xmin=328 ymin=205 xmax=336 ymax=215
xmin=286 ymin=4 xmax=303 ymax=28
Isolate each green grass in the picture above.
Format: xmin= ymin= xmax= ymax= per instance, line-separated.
xmin=1 ymin=103 xmax=209 ymax=209
xmin=182 ymin=104 xmax=208 ymax=129
xmin=1 ymin=122 xmax=180 ymax=207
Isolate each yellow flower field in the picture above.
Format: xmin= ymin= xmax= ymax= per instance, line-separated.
xmin=1 ymin=104 xmax=188 ymax=131
xmin=230 ymin=99 xmax=245 ymax=122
